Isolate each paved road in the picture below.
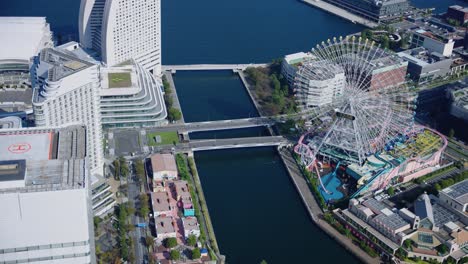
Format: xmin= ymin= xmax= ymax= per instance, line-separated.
xmin=127 ymin=166 xmax=147 ymax=264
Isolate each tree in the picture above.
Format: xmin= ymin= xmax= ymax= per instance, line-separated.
xmin=170 ymin=250 xmax=180 ymax=260
xmin=387 ymin=186 xmax=395 ymax=196
xmin=138 ymin=194 xmax=150 ymax=218
xmin=381 ymin=35 xmax=390 ymax=49
xmin=345 ymin=228 xmax=351 ymax=238
xmin=434 ymin=183 xmax=442 ymax=191
xmin=145 ymin=236 xmax=154 ymax=250
xmin=260 ymin=261 xmax=268 ymax=264
xmin=168 ymin=107 xmax=182 ymax=121
xmin=361 ymin=29 xmax=372 ymax=40
xmin=448 ymin=128 xmax=455 ymax=138
xmin=135 ymin=159 xmax=145 ymax=182
xmin=113 ymin=159 xmax=120 ymax=179
xmin=165 ymin=237 xmax=178 ymax=248
xmin=404 ymin=239 xmax=412 ymax=249
xmin=187 ymin=234 xmax=197 ymax=247
xmin=191 ymin=248 xmax=201 ymax=259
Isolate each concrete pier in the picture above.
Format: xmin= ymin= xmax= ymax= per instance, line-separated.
xmin=278 ymin=148 xmax=379 ymax=264
xmin=302 ymin=0 xmax=378 ymax=28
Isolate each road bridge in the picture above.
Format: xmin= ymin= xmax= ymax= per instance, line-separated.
xmin=162 ymin=63 xmax=268 ymax=73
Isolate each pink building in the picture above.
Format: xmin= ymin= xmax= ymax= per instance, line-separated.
xmin=151 ymin=191 xmax=172 ymax=217
xmin=155 ymin=216 xmax=176 ymax=242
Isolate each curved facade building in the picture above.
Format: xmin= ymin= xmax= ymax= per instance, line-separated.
xmin=79 ymin=0 xmax=161 ymax=75
xmin=31 ymin=45 xmax=103 ymax=175
xmin=100 ymin=60 xmax=167 ymax=128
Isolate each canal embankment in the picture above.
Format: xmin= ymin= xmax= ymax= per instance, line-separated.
xmin=186 ymin=152 xmax=225 ymax=263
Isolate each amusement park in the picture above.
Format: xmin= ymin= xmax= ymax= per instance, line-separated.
xmin=292 ymin=36 xmax=449 ymax=204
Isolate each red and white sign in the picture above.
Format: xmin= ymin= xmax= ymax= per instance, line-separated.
xmin=8 ymin=143 xmax=32 ymax=154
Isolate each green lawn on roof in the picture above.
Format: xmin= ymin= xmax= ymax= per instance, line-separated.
xmin=147 ymin=131 xmax=179 ymax=146
xmin=108 ymin=72 xmax=131 ymax=88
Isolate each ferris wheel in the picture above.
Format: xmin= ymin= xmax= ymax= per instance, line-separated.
xmin=293 ymin=36 xmax=417 ymax=194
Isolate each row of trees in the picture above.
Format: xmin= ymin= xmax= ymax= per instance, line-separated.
xmin=175 ymin=153 xmax=190 ymax=181
xmin=413 ymin=164 xmax=456 ymax=184
xmin=434 ymin=170 xmax=468 ymax=191
xmin=162 ymin=76 xmax=182 ymax=122
xmin=116 ymin=202 xmax=135 ymax=262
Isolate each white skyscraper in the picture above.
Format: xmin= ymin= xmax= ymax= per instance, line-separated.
xmin=31 ymin=43 xmax=103 ymax=175
xmin=79 ymin=0 xmax=162 ymax=75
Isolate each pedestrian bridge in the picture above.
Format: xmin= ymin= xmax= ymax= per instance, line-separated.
xmin=162 ymin=63 xmax=268 ymax=73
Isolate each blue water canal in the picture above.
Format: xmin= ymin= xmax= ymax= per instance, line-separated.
xmin=1 ymin=0 xmax=462 ymax=263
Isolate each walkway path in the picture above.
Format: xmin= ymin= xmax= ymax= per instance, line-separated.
xmin=278 ymin=148 xmax=379 ymax=264
xmin=302 ymin=0 xmax=377 ymax=28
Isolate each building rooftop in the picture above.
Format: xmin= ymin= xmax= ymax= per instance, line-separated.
xmin=0 ymin=125 xmax=87 ymax=193
xmin=363 ymin=198 xmax=388 ymax=214
xmin=441 ymin=179 xmax=468 ymax=205
xmin=374 ymin=210 xmax=410 ymax=231
xmin=0 ymin=188 xmax=90 ymax=250
xmin=151 ymin=154 xmax=177 ymax=173
xmin=433 ymin=203 xmax=460 ymax=227
xmin=174 ymin=180 xmax=191 ymax=199
xmin=0 ymin=17 xmax=52 ymax=62
xmin=182 ymin=217 xmax=199 ymax=231
xmin=284 ymin=52 xmax=316 ymax=66
xmin=0 ymin=116 xmax=22 ymax=129
xmin=155 ymin=216 xmax=176 ymax=235
xmin=151 ymin=191 xmax=171 ymax=213
xmin=0 ymin=132 xmax=53 ymax=161
xmin=397 ymin=47 xmax=450 ymax=67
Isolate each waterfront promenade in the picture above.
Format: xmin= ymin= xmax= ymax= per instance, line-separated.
xmin=302 ymin=0 xmax=377 ymax=28
xmin=278 ymin=148 xmax=380 ymax=264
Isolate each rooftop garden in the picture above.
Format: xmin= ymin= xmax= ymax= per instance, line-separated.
xmin=108 ymin=72 xmax=132 ymax=88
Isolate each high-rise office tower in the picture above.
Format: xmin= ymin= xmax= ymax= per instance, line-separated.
xmin=79 ymin=0 xmax=162 ymax=75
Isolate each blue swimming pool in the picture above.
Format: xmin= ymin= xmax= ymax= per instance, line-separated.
xmin=319 ymin=173 xmax=344 ymax=202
